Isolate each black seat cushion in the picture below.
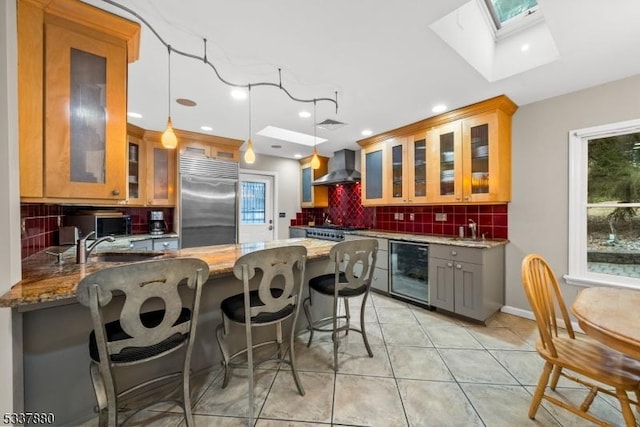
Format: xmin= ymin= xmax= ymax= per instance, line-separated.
xmin=89 ymin=307 xmax=191 ymax=363
xmin=309 ymin=272 xmax=367 ymax=297
xmin=221 ymin=288 xmax=293 ymax=324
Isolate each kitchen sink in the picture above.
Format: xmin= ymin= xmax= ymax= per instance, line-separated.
xmin=90 ymin=252 xmax=163 ymax=263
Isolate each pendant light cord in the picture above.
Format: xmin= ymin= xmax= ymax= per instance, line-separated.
xmin=100 ymin=0 xmax=339 ymax=112
xmin=167 ymin=45 xmax=172 ymax=117
xmin=248 ymin=84 xmax=252 ymax=136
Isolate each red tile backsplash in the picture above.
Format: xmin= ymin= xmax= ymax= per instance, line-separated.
xmin=20 ymin=203 xmax=175 ymax=259
xmin=375 ymin=204 xmax=508 ymax=239
xmin=291 ymin=184 xmax=509 ymax=240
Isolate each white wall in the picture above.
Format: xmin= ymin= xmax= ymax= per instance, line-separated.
xmin=239 ymin=153 xmax=301 ymax=239
xmin=0 ymin=0 xmax=20 ymax=414
xmin=506 ymin=73 xmax=640 ymax=311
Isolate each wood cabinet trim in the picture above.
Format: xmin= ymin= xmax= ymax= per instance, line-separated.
xmin=357 ymin=95 xmax=517 ymax=148
xmin=36 ymin=0 xmax=140 ymax=62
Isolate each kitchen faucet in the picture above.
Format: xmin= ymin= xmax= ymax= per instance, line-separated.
xmin=468 ymin=219 xmax=478 ymax=240
xmin=76 ymin=231 xmax=116 ymax=264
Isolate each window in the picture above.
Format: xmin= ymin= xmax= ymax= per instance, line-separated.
xmin=240 ymin=181 xmax=265 ymax=224
xmin=484 ymin=0 xmax=538 ymax=30
xmin=567 ymin=119 xmax=640 ymax=288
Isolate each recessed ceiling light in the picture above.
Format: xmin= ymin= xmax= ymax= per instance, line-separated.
xmin=176 ymin=98 xmax=197 ymax=107
xmin=231 ymin=89 xmax=247 ymax=100
xmin=127 ymin=112 xmax=142 ymax=119
xmin=432 ymin=104 xmax=447 ymax=113
xmin=299 ymin=111 xmax=311 ymax=118
xmin=294 ymin=154 xmax=302 ymax=159
xmin=521 ymin=43 xmax=530 ymax=52
xmin=200 ymin=126 xmax=213 ymax=131
xmin=257 ymin=126 xmax=327 ymax=146
xmin=361 ymin=129 xmax=373 ymax=136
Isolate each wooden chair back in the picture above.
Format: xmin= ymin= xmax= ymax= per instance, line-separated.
xmin=521 ymin=253 xmax=575 ymax=357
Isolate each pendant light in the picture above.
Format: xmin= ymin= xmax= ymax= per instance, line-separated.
xmin=244 ymin=85 xmax=256 ymax=164
xmin=310 ymin=99 xmax=320 ymax=169
xmin=161 ymin=45 xmax=178 ymax=149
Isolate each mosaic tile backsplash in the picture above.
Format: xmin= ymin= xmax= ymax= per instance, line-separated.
xmin=20 ymin=203 xmax=174 ymax=259
xmin=292 ymin=183 xmax=508 ymax=240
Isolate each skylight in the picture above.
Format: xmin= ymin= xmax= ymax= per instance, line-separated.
xmin=257 ymin=126 xmax=327 ymax=146
xmin=485 ymin=0 xmax=538 ymax=30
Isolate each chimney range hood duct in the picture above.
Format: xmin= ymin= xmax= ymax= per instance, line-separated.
xmin=312 ymin=149 xmax=361 ymax=185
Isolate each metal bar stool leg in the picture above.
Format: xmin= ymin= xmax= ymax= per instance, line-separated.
xmin=360 ymin=293 xmax=373 ymax=357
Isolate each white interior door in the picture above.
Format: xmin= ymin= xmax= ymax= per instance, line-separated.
xmin=238 ymin=172 xmax=275 ymax=243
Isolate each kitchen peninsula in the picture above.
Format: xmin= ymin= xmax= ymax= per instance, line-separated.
xmin=3 ymin=238 xmax=337 ymax=425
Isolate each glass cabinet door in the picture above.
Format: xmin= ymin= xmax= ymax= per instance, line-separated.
xmin=390 ymin=140 xmax=405 ymax=202
xmin=362 ymin=142 xmax=387 ymax=205
xmin=44 ymin=22 xmax=127 ymax=199
xmin=146 ymin=140 xmax=176 ymax=206
xmin=428 ymin=121 xmax=462 ymax=203
xmin=470 ymin=123 xmax=489 ymax=195
xmin=439 ymin=131 xmax=456 ymax=197
xmin=128 ymin=140 xmax=141 ymax=200
xmin=412 ymin=137 xmax=427 ymax=200
xmin=301 ymin=167 xmax=312 ymax=204
xmin=462 ymin=112 xmax=498 ymax=202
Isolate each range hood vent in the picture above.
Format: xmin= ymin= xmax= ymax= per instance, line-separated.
xmin=312 ymin=149 xmax=361 ymax=186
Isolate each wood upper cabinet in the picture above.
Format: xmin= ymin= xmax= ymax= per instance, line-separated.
xmin=177 ymin=130 xmax=242 ymax=162
xmin=428 ymin=111 xmax=509 ymax=203
xmin=143 ymin=131 xmax=177 ymax=207
xmin=358 ymin=95 xmax=517 ymax=205
xmin=361 ymin=141 xmax=388 ymax=206
xmin=387 ymin=134 xmax=429 ymax=205
xmin=18 ymin=0 xmax=140 ymax=202
xmin=126 ymin=124 xmax=146 ymax=205
xmin=300 ymin=155 xmax=329 ymax=208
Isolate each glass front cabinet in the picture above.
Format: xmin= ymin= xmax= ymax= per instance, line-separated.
xmin=300 ymin=155 xmax=328 ymax=208
xmin=17 ymin=0 xmax=139 ymax=200
xmin=428 ymin=111 xmax=507 ymax=203
xmin=357 ymin=96 xmax=516 ymax=205
xmin=361 ymin=141 xmax=388 ymax=206
xmin=387 ymin=135 xmax=429 ymax=205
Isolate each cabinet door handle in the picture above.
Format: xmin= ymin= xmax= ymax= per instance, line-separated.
xmin=447 ymin=262 xmax=453 ymax=268
xmin=112 ymin=189 xmax=120 ymax=196
xmin=163 ymin=242 xmax=169 ymax=248
xmin=456 ymin=264 xmax=462 ymax=269
xmin=451 ymin=250 xmax=457 ymax=256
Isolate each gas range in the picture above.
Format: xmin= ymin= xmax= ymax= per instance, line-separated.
xmin=306 ymin=225 xmax=368 ymax=242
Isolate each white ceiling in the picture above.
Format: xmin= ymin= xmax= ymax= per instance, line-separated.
xmin=82 ymin=0 xmax=640 ymax=160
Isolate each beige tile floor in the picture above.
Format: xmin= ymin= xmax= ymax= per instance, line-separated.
xmin=85 ymin=292 xmax=636 ymax=426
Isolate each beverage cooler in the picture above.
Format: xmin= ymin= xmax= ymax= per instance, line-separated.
xmin=389 ymin=241 xmax=429 ymax=304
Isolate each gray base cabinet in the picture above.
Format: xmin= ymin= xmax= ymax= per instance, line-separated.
xmin=428 ymin=244 xmax=504 ymax=322
xmin=129 ymin=236 xmax=179 ymax=251
xmin=345 ymin=234 xmax=389 ymax=293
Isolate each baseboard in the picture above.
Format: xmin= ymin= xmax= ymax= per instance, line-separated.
xmin=500 ymin=305 xmax=583 ymax=333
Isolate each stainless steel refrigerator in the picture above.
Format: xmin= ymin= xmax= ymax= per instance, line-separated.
xmin=179 ymin=154 xmax=238 ymax=248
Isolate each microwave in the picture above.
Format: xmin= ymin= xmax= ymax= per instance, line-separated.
xmin=65 ymin=213 xmax=132 ymax=239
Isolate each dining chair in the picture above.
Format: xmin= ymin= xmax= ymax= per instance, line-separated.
xmin=303 ymin=238 xmax=378 ymax=371
xmin=76 ymin=258 xmax=210 ymax=427
xmin=215 ymin=245 xmax=307 ymax=425
xmin=521 ymin=253 xmax=640 ymax=426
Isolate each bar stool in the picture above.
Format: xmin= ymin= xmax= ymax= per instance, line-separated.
xmin=76 ymin=258 xmax=210 ymax=427
xmin=303 ymin=239 xmax=378 ymax=371
xmin=215 ymin=246 xmax=307 ymax=424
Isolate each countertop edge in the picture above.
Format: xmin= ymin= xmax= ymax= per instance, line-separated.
xmin=2 ymin=238 xmax=335 ymax=309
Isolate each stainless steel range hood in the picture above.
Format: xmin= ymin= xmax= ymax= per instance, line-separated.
xmin=312 ymin=149 xmax=361 ymax=185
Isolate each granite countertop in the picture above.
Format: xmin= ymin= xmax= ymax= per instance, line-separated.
xmin=289 ymin=226 xmax=508 ymax=249
xmin=347 ymin=230 xmax=508 ymax=249
xmin=1 ymin=237 xmax=336 ymax=309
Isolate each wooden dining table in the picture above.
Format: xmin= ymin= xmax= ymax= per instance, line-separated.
xmin=571 ymin=286 xmax=640 ymax=360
